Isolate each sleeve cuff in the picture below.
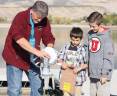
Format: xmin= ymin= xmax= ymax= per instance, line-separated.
xmin=13 ymin=33 xmax=24 ymax=41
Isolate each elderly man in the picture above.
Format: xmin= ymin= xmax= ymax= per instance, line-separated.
xmin=2 ymin=1 xmax=55 ymax=96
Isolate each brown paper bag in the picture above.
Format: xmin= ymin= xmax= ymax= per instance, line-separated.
xmin=60 ymin=68 xmax=76 ymax=95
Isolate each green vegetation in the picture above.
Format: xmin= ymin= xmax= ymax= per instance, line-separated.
xmin=48 ymin=15 xmax=72 ymax=24
xmin=0 ymin=13 xmax=117 ymax=25
xmin=0 ymin=17 xmax=7 ymax=23
xmin=102 ymin=13 xmax=117 ymax=25
xmin=48 ymin=15 xmax=82 ymax=24
xmin=48 ymin=13 xmax=117 ymax=25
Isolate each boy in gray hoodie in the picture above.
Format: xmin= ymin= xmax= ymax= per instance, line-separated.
xmin=86 ymin=11 xmax=114 ymax=96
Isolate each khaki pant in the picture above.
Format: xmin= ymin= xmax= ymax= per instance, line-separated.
xmin=90 ymin=78 xmax=110 ymax=96
xmin=74 ymin=86 xmax=81 ymax=96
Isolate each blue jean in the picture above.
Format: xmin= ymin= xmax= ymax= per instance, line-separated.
xmin=7 ymin=64 xmax=43 ymax=96
xmin=28 ymin=64 xmax=43 ymax=96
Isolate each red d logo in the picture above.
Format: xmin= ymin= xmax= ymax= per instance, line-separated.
xmin=89 ymin=37 xmax=101 ymax=52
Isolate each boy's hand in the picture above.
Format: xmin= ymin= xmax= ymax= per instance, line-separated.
xmin=61 ymin=63 xmax=68 ymax=69
xmin=68 ymin=64 xmax=74 ymax=69
xmin=57 ymin=59 xmax=68 ymax=69
xmin=73 ymin=67 xmax=82 ymax=74
xmin=100 ymin=77 xmax=108 ymax=85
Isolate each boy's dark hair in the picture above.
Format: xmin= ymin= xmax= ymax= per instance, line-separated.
xmin=87 ymin=11 xmax=103 ymax=25
xmin=70 ymin=27 xmax=83 ymax=39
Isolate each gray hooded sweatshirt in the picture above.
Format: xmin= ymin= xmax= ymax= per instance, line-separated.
xmin=87 ymin=28 xmax=114 ymax=80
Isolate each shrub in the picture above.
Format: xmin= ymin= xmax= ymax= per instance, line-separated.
xmin=0 ymin=17 xmax=7 ymax=23
xmin=48 ymin=15 xmax=72 ymax=24
xmin=48 ymin=15 xmax=83 ymax=24
xmin=102 ymin=13 xmax=117 ymax=25
xmin=48 ymin=13 xmax=117 ymax=25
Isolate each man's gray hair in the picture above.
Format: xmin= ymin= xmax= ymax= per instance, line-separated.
xmin=32 ymin=0 xmax=48 ymax=18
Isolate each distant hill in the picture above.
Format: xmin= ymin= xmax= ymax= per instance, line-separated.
xmin=0 ymin=0 xmax=117 ymax=23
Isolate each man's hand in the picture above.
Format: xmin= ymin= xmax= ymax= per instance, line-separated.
xmin=47 ymin=43 xmax=54 ymax=47
xmin=36 ymin=50 xmax=50 ymax=58
xmin=16 ymin=38 xmax=50 ymax=59
xmin=100 ymin=76 xmax=108 ymax=85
